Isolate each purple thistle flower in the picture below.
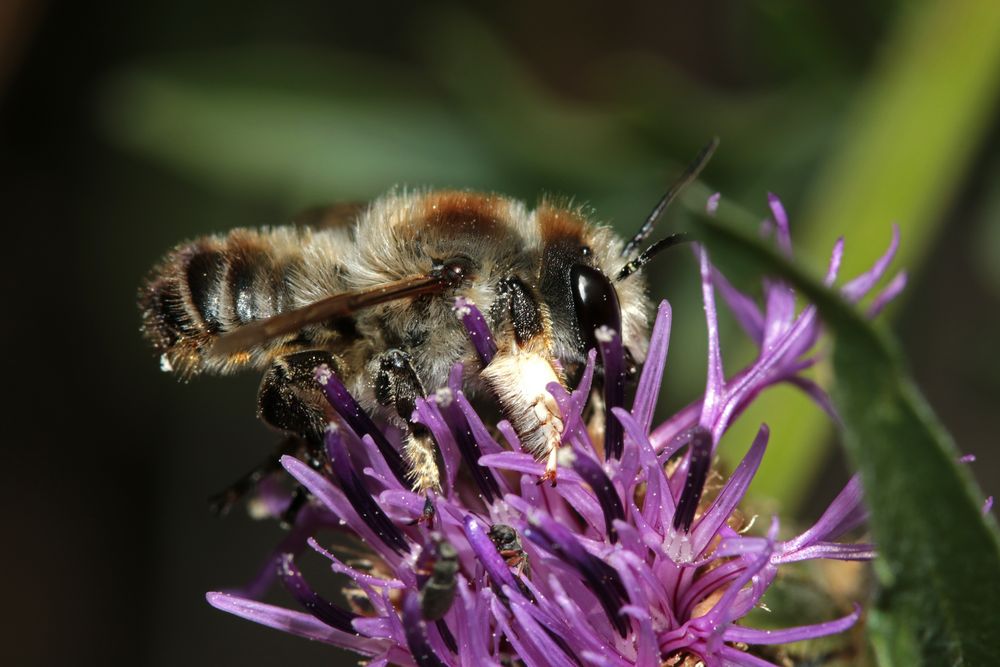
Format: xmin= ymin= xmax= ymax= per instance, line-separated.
xmin=207 ymin=194 xmax=903 ymax=666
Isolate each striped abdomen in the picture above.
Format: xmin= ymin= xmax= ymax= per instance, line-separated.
xmin=139 ymin=227 xmax=348 ymax=377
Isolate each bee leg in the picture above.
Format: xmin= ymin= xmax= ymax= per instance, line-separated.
xmin=373 ymin=349 xmax=441 ymax=500
xmin=484 ymin=277 xmax=565 ymax=485
xmin=208 ymin=435 xmax=306 ymax=517
xmin=258 ymin=350 xmax=339 ymax=444
xmin=257 ymin=350 xmax=341 ymax=525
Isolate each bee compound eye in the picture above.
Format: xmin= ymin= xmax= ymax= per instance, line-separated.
xmin=571 ymin=264 xmax=622 ymax=354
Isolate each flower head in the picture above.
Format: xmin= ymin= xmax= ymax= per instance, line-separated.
xmin=208 ymin=194 xmax=900 ymax=666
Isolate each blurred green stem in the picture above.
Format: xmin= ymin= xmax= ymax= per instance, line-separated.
xmin=725 ymin=0 xmax=1000 ymax=509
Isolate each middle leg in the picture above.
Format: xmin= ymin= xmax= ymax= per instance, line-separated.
xmin=371 ymin=348 xmax=442 ymax=494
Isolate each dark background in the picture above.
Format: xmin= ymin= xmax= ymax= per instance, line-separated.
xmin=2 ymin=2 xmax=998 ymax=665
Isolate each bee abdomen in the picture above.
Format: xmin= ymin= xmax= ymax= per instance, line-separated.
xmin=185 ymin=247 xmax=227 ymax=333
xmin=140 ymin=229 xmax=307 ymax=376
xmin=226 ymin=238 xmax=294 ymax=327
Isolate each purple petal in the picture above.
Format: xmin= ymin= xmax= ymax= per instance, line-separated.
xmin=546 ymin=381 xmax=590 ymax=447
xmin=867 ymin=271 xmax=908 ymax=317
xmin=316 ymin=365 xmax=408 ymax=485
xmin=985 ymin=496 xmax=994 ymax=515
xmin=762 ymin=277 xmax=796 ymax=351
xmin=454 ymin=297 xmax=497 ymax=367
xmin=767 ymin=193 xmax=792 ymax=255
xmin=713 ymin=307 xmax=821 ymax=440
xmin=497 ymin=419 xmax=524 ymax=452
xmin=281 ymin=455 xmax=406 ymax=560
xmin=612 ymin=408 xmax=676 ymax=528
xmin=724 ymin=604 xmax=861 ymax=644
xmin=785 ymin=475 xmax=865 ymax=550
xmin=443 ymin=365 xmax=501 ymax=503
xmin=775 ymin=542 xmax=876 ymax=563
xmin=649 ymin=398 xmax=702 ymax=453
xmin=412 ymin=397 xmax=461 ymax=493
xmin=544 ymin=575 xmax=627 ymax=663
xmin=615 ymin=548 xmax=677 ymax=628
xmin=571 ymin=349 xmax=598 ymax=410
xmin=307 ymin=537 xmax=405 ymax=590
xmin=698 ymin=246 xmax=725 ymax=428
xmin=523 ymin=510 xmax=628 ymax=636
xmin=478 ymin=451 xmax=584 ymax=486
xmin=705 ymin=192 xmax=722 ymax=215
xmin=463 ymin=515 xmax=520 ymax=592
xmin=825 ymin=238 xmax=845 ymax=286
xmin=277 ymin=553 xmax=357 ymax=633
xmin=402 ymin=593 xmax=450 ymax=667
xmin=632 ymin=300 xmax=672 ymax=433
xmin=490 ymin=598 xmax=550 ymax=667
xmin=672 ymin=426 xmax=714 ymax=533
xmin=596 ymin=326 xmax=626 ymax=459
xmin=508 ymin=600 xmax=578 ymax=667
xmin=452 ymin=581 xmax=496 ymax=667
xmin=325 ymin=428 xmax=410 ymax=554
xmin=706 ymin=191 xmax=721 ymax=215
xmin=620 ymin=605 xmax=658 ymax=666
xmin=225 ymin=504 xmax=330 ymax=600
xmin=696 ymin=518 xmax=778 ymax=642
xmin=454 ymin=389 xmax=506 ymax=457
xmin=713 ymin=268 xmax=765 ymax=345
xmin=688 ymin=425 xmax=768 ymax=557
xmin=207 ymin=592 xmax=386 ymax=654
xmin=678 ymin=559 xmax=744 ymax=620
xmin=568 ymin=449 xmax=625 ymax=542
xmin=717 ymin=646 xmax=782 ymax=667
xmin=359 ymin=433 xmax=408 ymax=492
xmin=841 ymin=224 xmax=900 ymax=302
xmin=783 ymin=376 xmax=838 ymax=421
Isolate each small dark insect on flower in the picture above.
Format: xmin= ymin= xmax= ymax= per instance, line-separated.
xmin=417 ymin=534 xmax=460 ymax=621
xmin=142 ymin=144 xmax=906 ymax=665
xmin=489 ymin=523 xmax=529 ymax=575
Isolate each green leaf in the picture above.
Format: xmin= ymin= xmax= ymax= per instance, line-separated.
xmin=98 ymin=48 xmax=504 ymax=205
xmin=696 ymin=211 xmax=1000 ymax=666
xmin=720 ymin=0 xmax=1000 ymax=510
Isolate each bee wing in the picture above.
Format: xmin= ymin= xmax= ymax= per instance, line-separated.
xmin=209 ymin=273 xmax=447 ymax=356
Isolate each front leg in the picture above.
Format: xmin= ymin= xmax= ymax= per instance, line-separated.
xmin=482 ymin=277 xmax=565 ymax=484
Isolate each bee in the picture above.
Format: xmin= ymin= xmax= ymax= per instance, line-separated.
xmin=139 ymin=141 xmax=717 ymax=499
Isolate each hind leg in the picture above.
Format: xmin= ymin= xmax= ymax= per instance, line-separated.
xmin=210 ymin=349 xmax=338 ymax=519
xmin=257 ymin=349 xmax=340 ymax=446
xmin=208 ymin=435 xmax=307 ymax=517
xmin=256 ymin=350 xmax=347 ymax=524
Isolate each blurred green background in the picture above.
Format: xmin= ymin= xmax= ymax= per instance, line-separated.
xmin=3 ymin=1 xmax=999 ymax=665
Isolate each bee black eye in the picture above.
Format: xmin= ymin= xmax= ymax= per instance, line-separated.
xmin=581 ymin=246 xmax=592 ymax=257
xmin=570 ymin=264 xmax=621 ymax=354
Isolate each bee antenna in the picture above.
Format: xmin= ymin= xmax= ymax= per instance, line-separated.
xmin=616 ymin=232 xmax=690 ymax=281
xmin=621 ymin=137 xmax=719 ymax=259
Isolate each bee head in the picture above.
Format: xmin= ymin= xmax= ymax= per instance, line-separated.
xmin=536 ymin=204 xmax=651 ymax=369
